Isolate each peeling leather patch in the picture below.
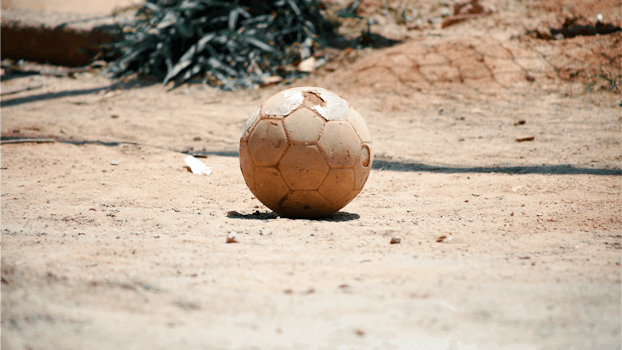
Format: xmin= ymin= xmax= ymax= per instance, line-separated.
xmin=265 ymin=90 xmax=304 ymax=117
xmin=311 ymin=90 xmax=349 ymax=121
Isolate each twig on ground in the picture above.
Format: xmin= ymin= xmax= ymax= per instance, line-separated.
xmin=1 ymin=138 xmax=56 ymax=144
xmin=442 ymin=13 xmax=491 ymax=28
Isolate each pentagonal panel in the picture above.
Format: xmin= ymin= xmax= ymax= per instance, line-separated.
xmin=347 ymin=107 xmax=372 ymax=143
xmin=241 ymin=107 xmax=261 ymax=141
xmin=318 ymin=168 xmax=355 ymax=205
xmin=283 ymin=108 xmax=326 ymax=144
xmin=317 ymin=121 xmax=361 ymax=168
xmin=248 ymin=119 xmax=289 ymax=167
xmin=278 ymin=145 xmax=329 ymax=191
xmin=353 ymin=143 xmax=373 ymax=190
xmin=280 ymin=191 xmax=331 ymax=218
xmin=253 ymin=167 xmax=290 ymax=211
xmin=239 ymin=141 xmax=255 ymax=190
xmin=262 ymin=89 xmax=304 ymax=118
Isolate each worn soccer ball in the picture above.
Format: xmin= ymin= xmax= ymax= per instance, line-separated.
xmin=239 ymin=87 xmax=373 ymax=218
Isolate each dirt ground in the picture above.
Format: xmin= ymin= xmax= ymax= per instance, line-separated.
xmin=2 ymin=0 xmax=621 ymax=349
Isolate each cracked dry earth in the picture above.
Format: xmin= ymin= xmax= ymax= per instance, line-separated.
xmin=2 ymin=5 xmax=622 ymax=350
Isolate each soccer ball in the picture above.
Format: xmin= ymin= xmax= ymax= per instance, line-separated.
xmin=239 ymin=87 xmax=372 ymax=218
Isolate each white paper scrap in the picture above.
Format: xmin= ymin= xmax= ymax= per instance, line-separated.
xmin=184 ymin=156 xmax=213 ymax=175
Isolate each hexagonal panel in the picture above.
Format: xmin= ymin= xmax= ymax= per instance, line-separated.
xmin=248 ymin=119 xmax=289 ymax=167
xmin=317 ymin=121 xmax=361 ymax=168
xmin=347 ymin=107 xmax=372 ymax=143
xmin=283 ymin=108 xmax=326 ymax=144
xmin=252 ymin=167 xmax=290 ymax=211
xmin=318 ymin=168 xmax=355 ymax=205
xmin=262 ymin=89 xmax=304 ymax=117
xmin=240 ymin=107 xmax=261 ymax=141
xmin=353 ymin=143 xmax=373 ymax=190
xmin=280 ymin=191 xmax=330 ymax=218
xmin=239 ymin=141 xmax=255 ymax=190
xmin=278 ymin=145 xmax=329 ymax=191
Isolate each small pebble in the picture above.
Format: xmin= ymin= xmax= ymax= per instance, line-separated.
xmin=390 ymin=237 xmax=401 ymax=244
xmin=437 ymin=235 xmax=453 ymax=243
xmin=226 ymin=233 xmax=239 ymax=244
xmin=111 ymin=160 xmax=120 ymax=165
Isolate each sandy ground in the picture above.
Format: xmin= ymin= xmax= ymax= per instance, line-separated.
xmin=2 ymin=0 xmax=621 ymax=349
